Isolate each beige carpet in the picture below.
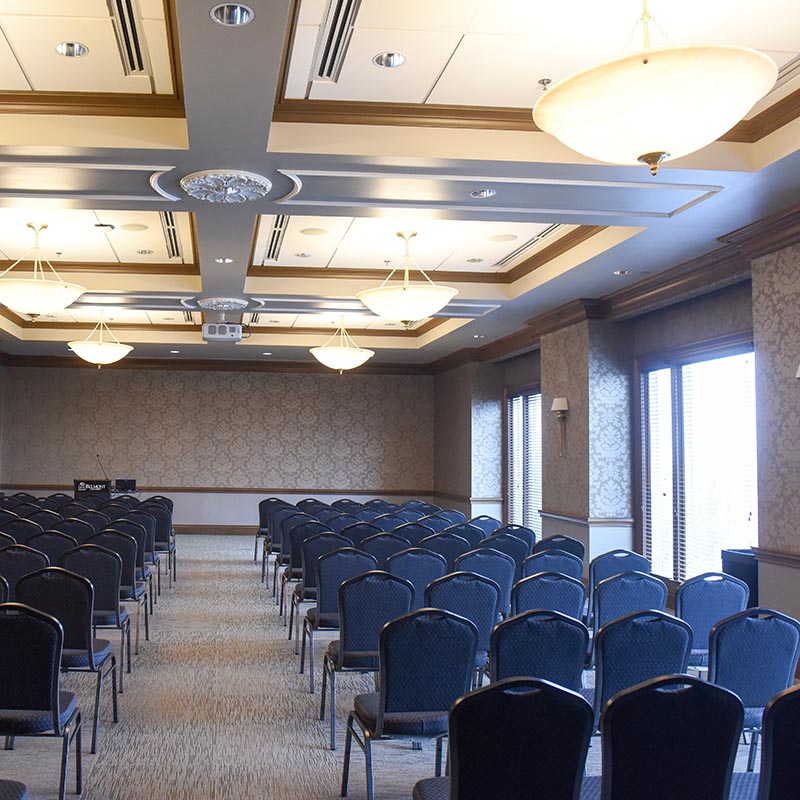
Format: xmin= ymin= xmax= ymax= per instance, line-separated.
xmin=2 ymin=535 xmax=756 ymax=800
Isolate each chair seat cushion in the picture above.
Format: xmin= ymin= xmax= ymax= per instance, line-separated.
xmin=0 ymin=780 xmax=30 ymax=800
xmin=120 ymin=582 xmax=146 ymax=601
xmin=413 ymin=778 xmax=448 ymax=800
xmin=155 ymin=541 xmax=175 ymax=553
xmin=326 ymin=640 xmax=379 ymax=670
xmin=93 ymin=606 xmax=129 ymax=627
xmin=728 ymin=772 xmax=761 ymax=799
xmin=353 ymin=692 xmax=448 ymax=737
xmin=293 ymin=584 xmax=317 ymax=600
xmin=306 ymin=608 xmax=338 ymax=629
xmin=0 ymin=691 xmax=77 ymax=734
xmin=62 ymin=639 xmax=113 ymax=669
xmin=688 ymin=648 xmax=709 ymax=667
xmin=282 ymin=567 xmax=302 ymax=580
xmin=579 ymin=776 xmax=601 ymax=800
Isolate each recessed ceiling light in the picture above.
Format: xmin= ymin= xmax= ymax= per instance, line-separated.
xmin=299 ymin=227 xmax=327 ymax=236
xmin=262 ymin=352 xmax=272 ymax=356
xmin=210 ymin=3 xmax=254 ymax=26
xmin=473 ymin=334 xmax=486 ymax=339
xmin=295 ymin=252 xmax=312 ymax=258
xmin=137 ymin=249 xmax=153 ymax=255
xmin=372 ymin=52 xmax=406 ymax=68
xmin=490 ymin=233 xmax=518 ymax=242
xmin=56 ymin=42 xmax=88 ymax=58
xmin=466 ymin=257 xmax=483 ymax=264
xmin=121 ymin=223 xmax=149 ymax=232
xmin=613 ymin=269 xmax=632 ymax=276
xmin=470 ymin=188 xmax=496 ymax=199
xmin=214 ymin=257 xmax=234 ymax=264
xmin=170 ymin=350 xmax=180 ymax=354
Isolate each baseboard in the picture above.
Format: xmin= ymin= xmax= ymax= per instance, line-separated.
xmin=174 ymin=525 xmax=254 ymax=535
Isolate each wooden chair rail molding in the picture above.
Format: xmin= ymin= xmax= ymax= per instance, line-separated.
xmin=0 ymin=484 xmax=434 ymax=497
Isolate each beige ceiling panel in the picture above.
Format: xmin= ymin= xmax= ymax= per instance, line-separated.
xmin=712 ymin=0 xmax=800 ymax=52
xmin=298 ymin=312 xmax=370 ymax=329
xmin=356 ymin=0 xmax=481 ymax=32
xmin=298 ymin=0 xmax=327 ymax=26
xmin=142 ymin=18 xmax=173 ymax=94
xmin=0 ymin=1 xmax=109 ymax=15
xmin=0 ymin=30 xmax=30 ymax=89
xmin=146 ymin=310 xmax=193 ymax=325
xmin=94 ymin=210 xmax=190 ymax=264
xmin=363 ymin=317 xmax=409 ymax=330
xmin=2 ymin=16 xmax=152 ymax=92
xmin=69 ymin=307 xmax=151 ymax=324
xmin=309 ymin=28 xmax=461 ymax=103
xmin=255 ymin=214 xmax=351 ymax=266
xmin=138 ymin=0 xmax=166 ymax=20
xmin=285 ymin=25 xmax=318 ymax=99
xmin=250 ymin=313 xmax=299 ymax=327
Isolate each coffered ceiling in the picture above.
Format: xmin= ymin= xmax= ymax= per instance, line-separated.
xmin=0 ymin=0 xmax=796 ymax=367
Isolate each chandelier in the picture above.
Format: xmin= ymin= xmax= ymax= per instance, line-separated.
xmin=0 ymin=223 xmax=85 ymax=316
xmin=68 ymin=312 xmax=133 ymax=367
xmin=356 ymin=231 xmax=458 ymax=323
xmin=310 ymin=317 xmax=374 ymax=373
xmin=532 ymin=1 xmax=777 ymax=174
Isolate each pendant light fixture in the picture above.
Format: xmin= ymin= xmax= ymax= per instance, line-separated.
xmin=532 ymin=0 xmax=777 ymax=174
xmin=356 ymin=231 xmax=458 ymax=324
xmin=0 ymin=223 xmax=85 ymax=316
xmin=68 ymin=311 xmax=133 ymax=368
xmin=310 ymin=316 xmax=374 ymax=373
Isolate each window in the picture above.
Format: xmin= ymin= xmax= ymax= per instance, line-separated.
xmin=639 ymin=346 xmax=757 ymax=581
xmin=507 ymin=391 xmax=542 ymax=537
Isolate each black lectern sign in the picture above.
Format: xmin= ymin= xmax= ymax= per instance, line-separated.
xmin=74 ymin=479 xmax=111 ymax=499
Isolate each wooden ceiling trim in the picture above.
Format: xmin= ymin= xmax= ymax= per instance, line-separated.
xmin=0 ymin=260 xmax=200 ymax=275
xmin=718 ymin=201 xmax=800 ymax=259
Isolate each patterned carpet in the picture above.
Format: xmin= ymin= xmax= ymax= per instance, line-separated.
xmin=1 ymin=535 xmax=756 ymax=800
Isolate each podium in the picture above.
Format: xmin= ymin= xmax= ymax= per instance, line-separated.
xmin=74 ymin=479 xmax=111 ymax=500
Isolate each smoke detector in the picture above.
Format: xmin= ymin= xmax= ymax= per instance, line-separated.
xmin=180 ymin=170 xmax=272 ymax=203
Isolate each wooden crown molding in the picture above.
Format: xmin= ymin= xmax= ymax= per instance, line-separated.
xmin=0 ymin=260 xmax=200 ymax=276
xmin=752 ymin=546 xmax=800 ymax=569
xmin=718 ymin=202 xmax=800 ymax=260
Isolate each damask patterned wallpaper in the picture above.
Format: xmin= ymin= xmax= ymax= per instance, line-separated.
xmin=1 ymin=367 xmax=435 ymax=491
xmin=541 ymin=321 xmax=590 ymax=518
xmin=633 ymin=281 xmax=753 ymax=355
xmin=588 ymin=321 xmax=633 ymax=519
xmin=751 ymin=244 xmax=800 ymax=554
xmin=434 ymin=364 xmax=472 ymax=499
xmin=471 ymin=363 xmax=503 ymax=500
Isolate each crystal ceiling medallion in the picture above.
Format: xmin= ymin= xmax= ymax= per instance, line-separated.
xmin=179 ymin=170 xmax=272 ymax=203
xmin=195 ymin=297 xmax=250 ymax=311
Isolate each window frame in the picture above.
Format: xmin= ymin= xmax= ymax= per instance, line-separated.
xmin=502 ymin=382 xmax=542 ymax=529
xmin=633 ymin=330 xmax=755 ymax=582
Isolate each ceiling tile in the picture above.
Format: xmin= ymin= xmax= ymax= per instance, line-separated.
xmin=356 ymin=0 xmax=481 ymax=32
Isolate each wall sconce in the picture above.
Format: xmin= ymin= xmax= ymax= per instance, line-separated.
xmin=796 ymin=364 xmax=800 ymax=379
xmin=551 ymin=397 xmax=569 ymax=457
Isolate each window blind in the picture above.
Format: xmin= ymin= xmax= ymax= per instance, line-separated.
xmin=507 ymin=391 xmax=542 ymax=537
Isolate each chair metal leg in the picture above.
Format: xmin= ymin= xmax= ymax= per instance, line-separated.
xmin=133 ymin=601 xmax=141 ymax=654
xmin=747 ymin=729 xmax=760 ymax=771
xmin=300 ymin=619 xmax=308 ymax=673
xmin=261 ymin=542 xmax=268 ymax=584
xmin=75 ymin=713 xmax=82 ymax=795
xmin=309 ymin=627 xmax=316 ymax=693
xmin=118 ymin=626 xmax=125 ymax=693
xmin=288 ymin=594 xmax=295 ymax=641
xmin=143 ymin=594 xmax=150 ymax=641
xmin=254 ymin=533 xmax=259 ymax=561
xmin=110 ymin=657 xmax=119 ymax=722
xmin=126 ymin=619 xmax=132 ymax=674
xmin=341 ymin=713 xmax=354 ymax=797
xmin=435 ymin=736 xmax=444 ymax=776
xmin=294 ymin=600 xmax=302 ymax=654
xmin=330 ymin=668 xmax=337 ymax=750
xmin=364 ymin=729 xmax=374 ymax=800
xmin=60 ymin=727 xmax=70 ymax=800
xmin=91 ymin=669 xmax=103 ymax=753
xmin=320 ymin=654 xmax=329 ymax=719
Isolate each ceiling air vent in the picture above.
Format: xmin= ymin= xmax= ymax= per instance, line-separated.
xmin=183 ymin=310 xmax=194 ymax=323
xmin=313 ymin=0 xmax=363 ymax=82
xmin=263 ymin=214 xmax=288 ymax=263
xmin=159 ymin=211 xmax=182 ymax=260
xmin=109 ymin=0 xmax=148 ymax=75
xmin=494 ymin=224 xmax=562 ymax=269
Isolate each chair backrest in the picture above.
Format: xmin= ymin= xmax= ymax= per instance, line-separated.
xmin=0 ymin=603 xmax=65 ymax=733
xmin=594 ymin=610 xmax=692 ymax=729
xmin=511 ymin=571 xmax=587 ymax=620
xmin=0 ymin=496 xmax=21 ymax=511
xmin=410 ymin=502 xmax=441 ymax=515
xmin=467 ymin=515 xmax=501 ymax=538
xmin=98 ymin=502 xmax=128 ymax=521
xmin=708 ymin=607 xmax=800 ymax=710
xmin=533 ymin=534 xmax=585 ymax=561
xmin=75 ymin=510 xmax=111 ymax=533
xmin=490 ymin=610 xmax=589 ymax=691
xmin=675 ymin=572 xmax=749 ymax=653
xmin=47 ymin=493 xmax=74 ymax=509
xmin=120 ymin=510 xmax=156 ymax=544
xmin=315 ymin=548 xmax=377 ymax=616
xmin=419 ymin=532 xmax=472 ymax=571
xmin=599 ymin=675 xmax=743 ymax=800
xmin=0 ymin=532 xmax=14 ymax=548
xmin=86 ymin=531 xmax=137 ymax=594
xmin=339 ymin=521 xmax=381 ymax=548
xmin=10 ymin=493 xmax=35 ymax=503
xmin=326 ymin=514 xmax=359 ymax=534
xmin=10 ymin=503 xmax=40 ymax=518
xmin=279 ymin=512 xmax=315 ymax=556
xmin=57 ymin=503 xmax=91 ymax=519
xmin=0 ymin=576 xmax=6 ymax=603
xmin=425 ymin=571 xmax=501 ymax=653
xmin=477 ymin=533 xmax=528 ymax=582
xmin=51 ymin=517 xmax=95 ymax=545
xmin=365 ymin=499 xmax=397 ymax=512
xmin=360 ymin=532 xmax=412 ymax=569
xmin=332 ymin=498 xmax=361 ymax=511
xmin=0 ymin=509 xmax=18 ymax=527
xmin=288 ymin=520 xmax=330 ymax=570
xmin=370 ymin=513 xmax=407 ymax=532
xmin=454 ymin=548 xmax=516 ymax=617
xmin=0 ymin=545 xmax=50 ymax=601
xmin=338 ymin=571 xmax=414 ymax=656
xmin=78 ymin=493 xmax=105 ymax=509
xmin=60 ymin=545 xmax=123 ymax=619
xmin=493 ymin=524 xmax=535 ymax=552
xmin=354 ymin=508 xmax=381 ymax=522
xmin=26 ymin=532 xmax=78 ymax=564
xmin=593 ymin=571 xmax=668 ymax=636
xmin=112 ymin=495 xmax=140 ymax=509
xmin=16 ymin=567 xmax=95 ymax=658
xmin=0 ymin=517 xmax=44 ymax=544
xmin=390 ymin=521 xmax=434 ymax=546
xmin=144 ymin=495 xmax=173 ymax=511
xmin=588 ymin=548 xmax=651 ymax=622
xmin=33 ymin=497 xmax=59 ymax=511
xmin=299 ymin=533 xmax=353 ymax=591
xmin=385 ymin=547 xmax=448 ymax=610
xmin=378 ymin=609 xmax=477 ymax=729
xmin=447 ymin=677 xmax=593 ymax=800
xmin=258 ymin=497 xmax=288 ymax=529
xmin=393 ymin=507 xmax=424 ymax=522
xmin=314 ymin=507 xmax=342 ymax=524
xmin=25 ymin=510 xmax=63 ymax=530
xmin=141 ymin=504 xmax=172 ymax=546
xmin=417 ymin=514 xmax=451 ymax=534
xmin=758 ymin=683 xmax=800 ymax=800
xmin=523 ymin=549 xmax=584 ymax=580
xmin=436 ymin=508 xmax=467 ymax=525
xmin=443 ymin=523 xmax=485 ymax=549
